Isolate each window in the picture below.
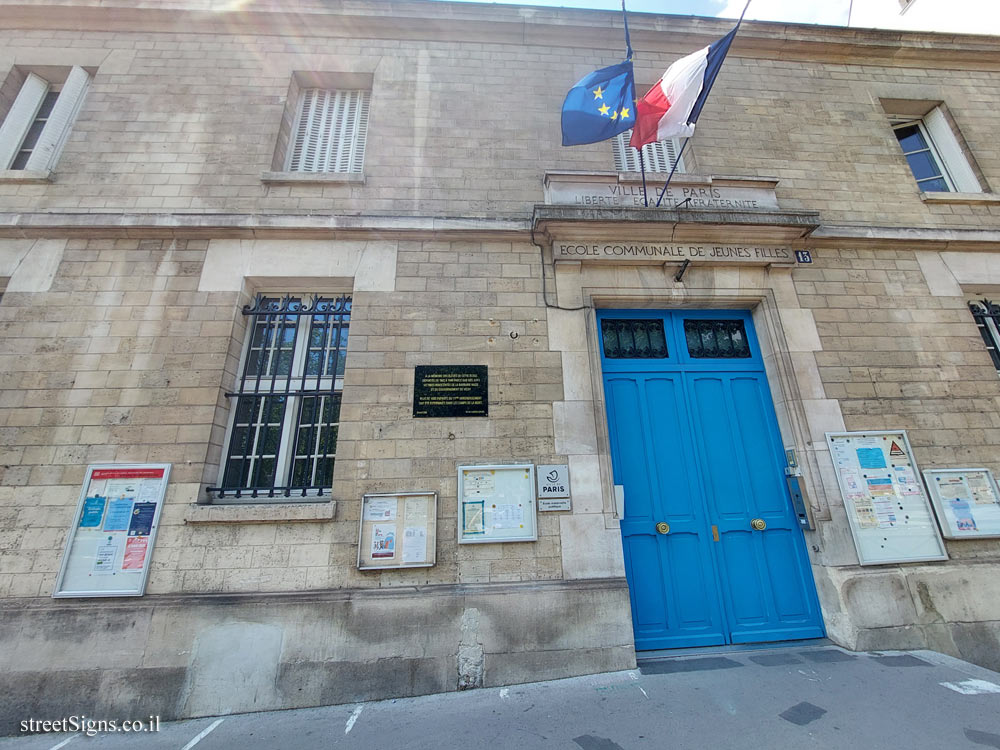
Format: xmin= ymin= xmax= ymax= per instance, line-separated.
xmin=613 ymin=130 xmax=684 ymax=173
xmin=889 ymin=106 xmax=981 ymax=193
xmin=286 ymin=89 xmax=369 ymax=173
xmin=211 ymin=294 xmax=351 ymax=500
xmin=0 ymin=65 xmax=90 ymax=172
xmin=969 ymin=299 xmax=1000 ymax=374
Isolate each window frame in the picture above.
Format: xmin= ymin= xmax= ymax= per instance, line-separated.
xmin=210 ymin=293 xmax=351 ymax=502
xmin=887 ymin=105 xmax=982 ymax=194
xmin=0 ymin=65 xmax=91 ymax=173
xmin=891 ymin=117 xmax=954 ymax=193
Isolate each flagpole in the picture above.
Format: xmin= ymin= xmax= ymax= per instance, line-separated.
xmin=620 ymin=0 xmax=648 ymax=206
xmin=653 ymin=0 xmax=752 ymax=208
xmin=654 ymin=138 xmax=689 ymax=208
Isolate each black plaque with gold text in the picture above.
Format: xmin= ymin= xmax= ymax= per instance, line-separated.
xmin=413 ymin=365 xmax=488 ymax=418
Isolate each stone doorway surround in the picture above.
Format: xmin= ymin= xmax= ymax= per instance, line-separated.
xmin=532 ymin=192 xmax=854 ymax=645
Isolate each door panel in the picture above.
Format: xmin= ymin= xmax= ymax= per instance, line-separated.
xmin=605 ymin=372 xmax=725 ymax=649
xmin=600 ymin=310 xmax=824 ymax=649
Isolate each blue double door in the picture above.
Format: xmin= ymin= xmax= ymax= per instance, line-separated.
xmin=599 ymin=310 xmax=824 ymax=650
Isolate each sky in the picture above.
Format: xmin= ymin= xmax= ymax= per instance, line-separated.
xmin=430 ymin=0 xmax=1000 ymax=35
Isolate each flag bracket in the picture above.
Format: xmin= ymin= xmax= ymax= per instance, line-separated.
xmin=673 ymin=258 xmax=691 ymax=283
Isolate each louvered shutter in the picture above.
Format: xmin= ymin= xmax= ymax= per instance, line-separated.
xmin=613 ymin=130 xmax=684 ymax=173
xmin=0 ymin=73 xmax=49 ymax=170
xmin=25 ymin=65 xmax=90 ymax=172
xmin=288 ymin=89 xmax=369 ymax=173
xmin=923 ymin=106 xmax=981 ymax=193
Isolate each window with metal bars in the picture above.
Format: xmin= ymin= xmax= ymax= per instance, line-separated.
xmin=969 ymin=299 xmax=1000 ymax=374
xmin=209 ymin=294 xmax=351 ymax=500
xmin=286 ymin=89 xmax=369 ymax=173
xmin=612 ymin=130 xmax=684 ymax=173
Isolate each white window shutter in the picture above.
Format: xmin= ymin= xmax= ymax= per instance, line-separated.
xmin=614 ymin=131 xmax=684 ymax=174
xmin=288 ymin=89 xmax=369 ymax=173
xmin=923 ymin=106 xmax=981 ymax=193
xmin=0 ymin=72 xmax=49 ymax=169
xmin=25 ymin=65 xmax=90 ymax=172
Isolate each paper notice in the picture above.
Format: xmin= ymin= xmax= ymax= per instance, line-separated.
xmin=464 ymin=471 xmax=495 ymax=497
xmin=371 ymin=523 xmax=396 ymax=558
xmin=852 ymin=496 xmax=878 ymax=528
xmin=364 ymin=497 xmax=398 ymax=521
xmin=966 ymin=472 xmax=996 ymax=505
xmin=122 ymin=536 xmax=148 ymax=570
xmin=892 ymin=466 xmax=922 ymax=496
xmin=842 ymin=471 xmax=863 ymax=494
xmin=80 ymin=496 xmax=106 ymax=528
xmin=402 ymin=526 xmax=427 ymax=564
xmin=137 ymin=480 xmax=161 ymax=504
xmin=127 ymin=502 xmax=156 ymax=536
xmin=93 ymin=539 xmax=118 ymax=574
xmin=105 ymin=480 xmax=138 ymax=499
xmin=103 ymin=498 xmax=134 ymax=531
xmin=857 ymin=447 xmax=887 ymax=470
xmin=462 ymin=501 xmax=485 ymax=534
xmin=867 ymin=478 xmax=895 ymax=497
xmin=493 ymin=503 xmax=524 ymax=529
xmin=404 ymin=496 xmax=428 ymax=525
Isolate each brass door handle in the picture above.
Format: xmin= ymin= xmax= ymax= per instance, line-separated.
xmin=655 ymin=522 xmax=670 ymax=534
xmin=751 ymin=518 xmax=766 ymax=531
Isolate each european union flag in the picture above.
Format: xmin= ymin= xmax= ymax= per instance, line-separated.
xmin=561 ymin=60 xmax=636 ymax=147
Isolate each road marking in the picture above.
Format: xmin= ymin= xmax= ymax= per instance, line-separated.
xmin=499 ymin=688 xmax=509 ymax=700
xmin=48 ymin=735 xmax=78 ymax=750
xmin=345 ymin=704 xmax=365 ymax=734
xmin=940 ymin=679 xmax=1000 ymax=695
xmin=638 ymin=686 xmax=649 ymax=699
xmin=181 ymin=718 xmax=224 ymax=750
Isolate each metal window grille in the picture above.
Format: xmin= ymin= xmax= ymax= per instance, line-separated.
xmin=613 ymin=130 xmax=684 ymax=173
xmin=969 ymin=299 xmax=1000 ymax=373
xmin=287 ymin=89 xmax=369 ymax=173
xmin=209 ymin=294 xmax=351 ymax=499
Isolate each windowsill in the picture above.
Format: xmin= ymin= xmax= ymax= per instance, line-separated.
xmin=0 ymin=169 xmax=51 ymax=183
xmin=261 ymin=171 xmax=365 ymax=185
xmin=921 ymin=191 xmax=1000 ymax=205
xmin=184 ymin=501 xmax=335 ymax=524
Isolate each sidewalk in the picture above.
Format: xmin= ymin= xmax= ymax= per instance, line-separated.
xmin=3 ymin=644 xmax=1000 ymax=749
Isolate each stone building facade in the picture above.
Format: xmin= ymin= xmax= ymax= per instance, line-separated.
xmin=1 ymin=0 xmax=1000 ymax=731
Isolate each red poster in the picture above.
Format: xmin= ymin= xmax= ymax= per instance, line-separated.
xmin=122 ymin=536 xmax=148 ymax=570
xmin=93 ymin=468 xmax=164 ymax=480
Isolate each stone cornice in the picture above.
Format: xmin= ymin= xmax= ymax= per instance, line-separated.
xmin=2 ymin=1 xmax=1000 ymax=71
xmin=2 ymin=211 xmax=998 ymax=250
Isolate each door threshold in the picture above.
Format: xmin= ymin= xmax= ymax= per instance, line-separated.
xmin=635 ymin=637 xmax=832 ymax=663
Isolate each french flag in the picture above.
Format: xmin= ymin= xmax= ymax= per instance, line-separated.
xmin=630 ymin=26 xmax=739 ymax=150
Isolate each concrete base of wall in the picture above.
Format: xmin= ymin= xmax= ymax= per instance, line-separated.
xmin=815 ymin=562 xmax=1000 ymax=673
xmin=0 ymin=578 xmax=635 ymax=736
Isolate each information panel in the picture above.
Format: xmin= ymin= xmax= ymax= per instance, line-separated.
xmin=923 ymin=468 xmax=1000 ymax=539
xmin=53 ymin=464 xmax=171 ymax=597
xmin=413 ymin=365 xmax=488 ymax=418
xmin=458 ymin=464 xmax=536 ymax=544
xmin=357 ymin=491 xmax=438 ymax=570
xmin=826 ymin=432 xmax=946 ymax=565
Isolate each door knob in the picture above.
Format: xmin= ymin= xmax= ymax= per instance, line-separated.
xmin=655 ymin=522 xmax=670 ymax=534
xmin=750 ymin=518 xmax=766 ymax=531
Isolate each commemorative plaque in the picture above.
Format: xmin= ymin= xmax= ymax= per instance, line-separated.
xmin=413 ymin=365 xmax=488 ymax=418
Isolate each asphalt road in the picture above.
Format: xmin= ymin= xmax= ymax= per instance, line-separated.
xmin=3 ymin=645 xmax=1000 ymax=750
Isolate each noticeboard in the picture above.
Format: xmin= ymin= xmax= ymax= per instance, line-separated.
xmin=458 ymin=464 xmax=536 ymax=544
xmin=53 ymin=464 xmax=171 ymax=597
xmin=358 ymin=492 xmax=437 ymax=570
xmin=923 ymin=468 xmax=1000 ymax=539
xmin=826 ymin=431 xmax=947 ymax=565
